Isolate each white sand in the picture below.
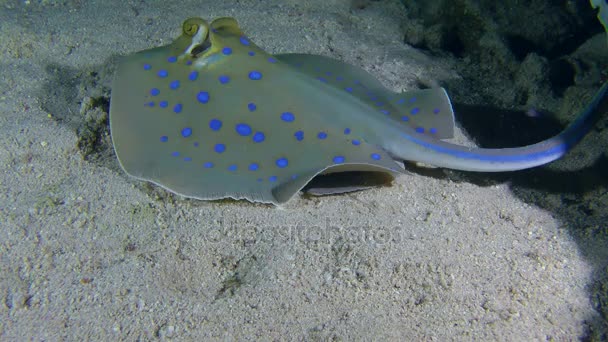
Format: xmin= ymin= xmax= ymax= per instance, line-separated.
xmin=0 ymin=0 xmax=603 ymax=339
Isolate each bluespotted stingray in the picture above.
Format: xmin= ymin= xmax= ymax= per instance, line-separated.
xmin=110 ymin=17 xmax=608 ymax=205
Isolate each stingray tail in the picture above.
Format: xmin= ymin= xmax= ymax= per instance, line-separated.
xmin=394 ymin=82 xmax=608 ymax=172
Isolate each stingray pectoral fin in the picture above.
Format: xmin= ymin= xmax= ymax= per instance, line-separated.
xmin=276 ymin=53 xmax=387 ymax=91
xmin=272 ymin=144 xmax=402 ymax=204
xmin=390 ymin=82 xmax=608 ymax=172
xmin=276 ymin=54 xmax=455 ymax=139
xmin=272 ymin=162 xmax=397 ymax=203
xmin=110 ymin=47 xmax=171 ymax=175
xmin=388 ymin=88 xmax=455 ymax=139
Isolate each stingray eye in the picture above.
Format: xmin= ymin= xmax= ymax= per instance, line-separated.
xmin=182 ymin=17 xmax=206 ymax=37
xmin=209 ymin=17 xmax=242 ymax=36
xmin=181 ymin=18 xmax=211 ymax=57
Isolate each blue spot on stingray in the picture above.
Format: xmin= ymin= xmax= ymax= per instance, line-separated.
xmin=415 ymin=127 xmax=425 ymax=133
xmin=222 ymin=47 xmax=232 ymax=55
xmin=281 ymin=112 xmax=295 ymax=122
xmin=317 ymin=132 xmax=327 ymax=140
xmin=276 ymin=158 xmax=288 ymax=168
xmin=325 ymin=71 xmax=332 ymax=76
xmin=333 ymin=156 xmax=345 ymax=163
xmin=344 ymin=128 xmax=351 ymax=135
xmin=396 ymin=98 xmax=405 ymax=104
xmin=143 ymin=63 xmax=151 ymax=70
xmin=169 ymin=80 xmax=180 ymax=90
xmin=248 ymin=51 xmax=255 ymax=56
xmin=184 ymin=157 xmax=192 ymax=162
xmin=157 ymin=69 xmax=168 ymax=78
xmin=167 ymin=56 xmax=177 ymax=63
xmin=204 ymin=162 xmax=214 ymax=168
xmin=294 ymin=131 xmax=304 ymax=141
xmin=268 ymin=57 xmax=277 ymax=63
xmin=433 ymin=108 xmax=440 ymax=114
xmin=248 ymin=71 xmax=262 ymax=80
xmin=375 ymin=101 xmax=383 ymax=106
xmin=197 ymin=91 xmax=210 ymax=104
xmin=189 ymin=71 xmax=199 ymax=81
xmin=240 ymin=36 xmax=250 ymax=45
xmin=159 ymin=101 xmax=168 ymax=108
xmin=371 ymin=153 xmax=381 ymax=160
xmin=235 ymin=123 xmax=252 ymax=136
xmin=352 ymin=139 xmax=361 ymax=146
xmin=316 ymin=77 xmax=328 ymax=83
xmin=214 ymin=143 xmax=226 ymax=153
xmin=150 ymin=88 xmax=160 ymax=96
xmin=401 ymin=115 xmax=410 ymax=122
xmin=257 ymin=178 xmax=263 ymax=182
xmin=269 ymin=176 xmax=277 ymax=182
xmin=411 ymin=107 xmax=420 ymax=115
xmin=186 ymin=60 xmax=192 ymax=65
xmin=291 ymin=175 xmax=298 ymax=180
xmin=252 ymin=132 xmax=265 ymax=143
xmin=193 ymin=142 xmax=199 ymax=147
xmin=160 ymin=135 xmax=168 ymax=142
xmin=181 ymin=127 xmax=192 ymax=137
xmin=145 ymin=101 xmax=155 ymax=107
xmin=345 ymin=87 xmax=353 ymax=93
xmin=380 ymin=109 xmax=390 ymax=115
xmin=248 ymin=163 xmax=259 ymax=171
xmin=171 ymin=151 xmax=180 ymax=157
xmin=218 ymin=75 xmax=230 ymax=84
xmin=173 ymin=103 xmax=183 ymax=113
xmin=409 ymin=97 xmax=417 ymax=103
xmin=429 ymin=127 xmax=438 ymax=134
xmin=248 ymin=103 xmax=257 ymax=112
xmin=228 ymin=164 xmax=237 ymax=171
xmin=209 ymin=119 xmax=222 ymax=131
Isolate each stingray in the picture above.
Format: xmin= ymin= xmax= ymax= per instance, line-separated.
xmin=109 ymin=17 xmax=608 ymax=205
